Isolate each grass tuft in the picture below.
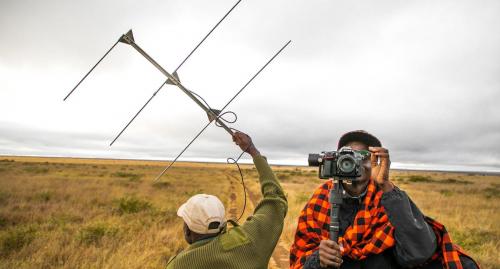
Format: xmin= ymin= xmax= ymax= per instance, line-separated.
xmin=35 ymin=191 xmax=52 ymax=202
xmin=48 ymin=214 xmax=83 ymax=228
xmin=406 ymin=175 xmax=435 ymax=183
xmin=441 ymin=178 xmax=472 ymax=185
xmin=152 ymin=181 xmax=172 ymax=189
xmin=112 ymin=172 xmax=143 ymax=182
xmin=0 ymin=216 xmax=7 ymax=227
xmin=22 ymin=165 xmax=49 ymax=174
xmin=77 ymin=223 xmax=118 ymax=245
xmin=0 ymin=191 xmax=9 ymax=205
xmin=439 ymin=189 xmax=453 ymax=196
xmin=483 ymin=187 xmax=500 ymax=199
xmin=116 ymin=196 xmax=152 ymax=214
xmin=276 ymin=173 xmax=291 ymax=181
xmin=0 ymin=226 xmax=36 ymax=256
xmin=451 ymin=229 xmax=498 ymax=250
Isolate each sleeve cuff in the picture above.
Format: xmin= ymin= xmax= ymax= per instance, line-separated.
xmin=381 ymin=186 xmax=404 ymax=202
xmin=252 ymin=154 xmax=267 ymax=162
xmin=303 ymin=250 xmax=322 ymax=269
xmin=253 ymin=155 xmax=270 ymax=172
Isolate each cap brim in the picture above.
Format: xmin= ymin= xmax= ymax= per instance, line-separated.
xmin=338 ymin=131 xmax=381 ymax=149
xmin=177 ymin=203 xmax=187 ymax=218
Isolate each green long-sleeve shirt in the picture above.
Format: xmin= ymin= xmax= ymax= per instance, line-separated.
xmin=166 ymin=155 xmax=288 ymax=269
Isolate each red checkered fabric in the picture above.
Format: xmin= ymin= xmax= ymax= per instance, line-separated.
xmin=424 ymin=216 xmax=480 ymax=269
xmin=289 ymin=180 xmax=479 ymax=269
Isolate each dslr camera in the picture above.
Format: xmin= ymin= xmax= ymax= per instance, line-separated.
xmin=308 ymin=147 xmax=369 ymax=180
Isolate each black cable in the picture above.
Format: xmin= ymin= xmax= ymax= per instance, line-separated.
xmin=215 ymin=111 xmax=237 ymax=126
xmin=188 ymin=89 xmax=213 ymax=110
xmin=187 ymin=88 xmax=248 ymax=222
xmin=226 ymin=148 xmax=248 ymax=222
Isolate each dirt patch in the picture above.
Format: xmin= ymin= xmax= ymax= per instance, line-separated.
xmin=227 ymin=177 xmax=239 ymax=220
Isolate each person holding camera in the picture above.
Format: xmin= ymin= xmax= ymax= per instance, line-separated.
xmin=289 ymin=130 xmax=479 ymax=269
xmin=166 ymin=131 xmax=287 ymax=269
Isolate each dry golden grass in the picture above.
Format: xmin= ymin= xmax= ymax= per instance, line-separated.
xmin=0 ymin=156 xmax=498 ymax=268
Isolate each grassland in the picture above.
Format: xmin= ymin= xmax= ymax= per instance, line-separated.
xmin=0 ymin=156 xmax=498 ymax=269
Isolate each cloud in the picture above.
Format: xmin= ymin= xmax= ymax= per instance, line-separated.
xmin=1 ymin=0 xmax=499 ymax=172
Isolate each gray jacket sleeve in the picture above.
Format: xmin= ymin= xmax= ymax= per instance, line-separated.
xmin=381 ymin=187 xmax=437 ymax=267
xmin=303 ymin=250 xmax=321 ymax=269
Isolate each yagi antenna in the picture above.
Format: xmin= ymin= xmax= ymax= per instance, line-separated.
xmin=110 ymin=0 xmax=242 ymax=146
xmin=117 ymin=29 xmax=237 ymax=135
xmin=63 ymin=0 xmax=291 ymax=181
xmin=64 ymin=0 xmax=242 ymax=136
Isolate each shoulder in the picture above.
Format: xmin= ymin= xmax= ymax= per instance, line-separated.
xmin=220 ymin=225 xmax=251 ymax=251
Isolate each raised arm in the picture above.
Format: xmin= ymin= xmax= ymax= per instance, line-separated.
xmin=232 ymin=132 xmax=288 ymax=258
xmin=370 ymin=146 xmax=437 ymax=266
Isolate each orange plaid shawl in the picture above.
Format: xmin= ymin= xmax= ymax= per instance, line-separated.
xmin=289 ymin=180 xmax=478 ymax=269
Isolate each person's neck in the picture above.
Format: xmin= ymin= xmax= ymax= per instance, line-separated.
xmin=190 ymin=233 xmax=219 ymax=244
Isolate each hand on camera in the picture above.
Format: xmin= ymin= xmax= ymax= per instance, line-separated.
xmin=369 ymin=146 xmax=394 ymax=192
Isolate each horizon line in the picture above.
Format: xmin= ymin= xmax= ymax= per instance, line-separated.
xmin=2 ymin=153 xmax=499 ymax=175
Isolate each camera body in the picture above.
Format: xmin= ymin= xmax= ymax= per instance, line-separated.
xmin=308 ymin=147 xmax=367 ymax=180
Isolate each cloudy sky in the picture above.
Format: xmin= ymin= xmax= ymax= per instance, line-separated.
xmin=1 ymin=0 xmax=499 ymax=172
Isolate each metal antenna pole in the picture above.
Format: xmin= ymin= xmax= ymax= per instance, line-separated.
xmin=109 ymin=80 xmax=165 ymax=146
xmin=329 ymin=179 xmax=343 ymax=242
xmin=175 ymin=0 xmax=242 ymax=73
xmin=153 ymin=40 xmax=292 ymax=181
xmin=120 ymin=31 xmax=234 ymax=134
xmin=63 ymin=39 xmax=120 ymax=101
xmin=154 ymin=120 xmax=213 ymax=181
xmin=219 ymin=40 xmax=291 ymax=112
xmin=109 ymin=0 xmax=242 ymax=146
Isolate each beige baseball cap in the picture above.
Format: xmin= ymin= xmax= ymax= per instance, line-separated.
xmin=177 ymin=194 xmax=226 ymax=234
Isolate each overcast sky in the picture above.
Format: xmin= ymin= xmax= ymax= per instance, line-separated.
xmin=1 ymin=0 xmax=499 ymax=172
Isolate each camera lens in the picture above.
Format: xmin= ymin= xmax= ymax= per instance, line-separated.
xmin=338 ymin=155 xmax=355 ymax=173
xmin=308 ymin=154 xmax=321 ymax=166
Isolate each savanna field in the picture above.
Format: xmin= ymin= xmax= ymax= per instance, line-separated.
xmin=0 ymin=156 xmax=498 ymax=269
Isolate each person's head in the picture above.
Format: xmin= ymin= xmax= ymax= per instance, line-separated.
xmin=337 ymin=130 xmax=381 ymax=196
xmin=176 ymin=194 xmax=226 ymax=244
